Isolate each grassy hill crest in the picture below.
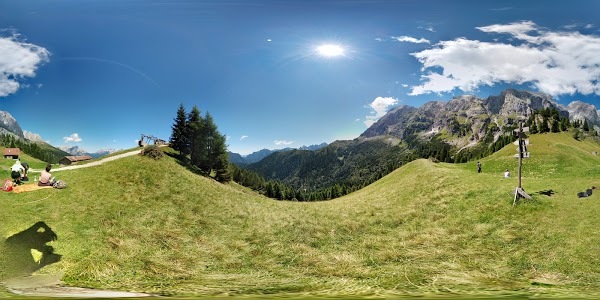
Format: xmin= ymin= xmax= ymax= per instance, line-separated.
xmin=1 ymin=133 xmax=600 ymax=297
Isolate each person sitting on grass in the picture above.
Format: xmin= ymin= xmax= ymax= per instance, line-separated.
xmin=11 ymin=160 xmax=25 ymax=185
xmin=38 ymin=164 xmax=56 ymax=187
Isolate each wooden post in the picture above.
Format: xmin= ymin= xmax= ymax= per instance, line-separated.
xmin=513 ymin=122 xmax=531 ymax=205
xmin=518 ymin=122 xmax=523 ymax=189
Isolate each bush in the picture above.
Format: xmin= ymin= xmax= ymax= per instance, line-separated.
xmin=141 ymin=145 xmax=164 ymax=160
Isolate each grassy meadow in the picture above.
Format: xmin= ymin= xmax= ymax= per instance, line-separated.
xmin=1 ymin=132 xmax=600 ymax=298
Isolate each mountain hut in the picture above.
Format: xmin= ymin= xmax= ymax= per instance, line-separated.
xmin=59 ymin=155 xmax=93 ymax=165
xmin=4 ymin=148 xmax=21 ymax=159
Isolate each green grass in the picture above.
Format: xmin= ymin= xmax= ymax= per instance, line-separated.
xmin=1 ymin=133 xmax=600 ymax=298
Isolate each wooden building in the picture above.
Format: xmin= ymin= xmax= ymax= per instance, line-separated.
xmin=59 ymin=155 xmax=93 ymax=165
xmin=3 ymin=148 xmax=21 ymax=159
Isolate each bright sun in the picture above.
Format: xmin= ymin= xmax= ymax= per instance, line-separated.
xmin=317 ymin=44 xmax=345 ymax=57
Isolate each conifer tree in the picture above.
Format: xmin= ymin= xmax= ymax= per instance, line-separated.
xmin=583 ymin=119 xmax=590 ymax=131
xmin=212 ymin=133 xmax=231 ymax=182
xmin=169 ymin=103 xmax=189 ymax=156
xmin=188 ymin=106 xmax=203 ymax=167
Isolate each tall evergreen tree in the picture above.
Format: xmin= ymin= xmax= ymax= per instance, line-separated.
xmin=188 ymin=106 xmax=203 ymax=167
xmin=583 ymin=119 xmax=590 ymax=131
xmin=169 ymin=103 xmax=189 ymax=156
xmin=198 ymin=112 xmax=218 ymax=173
xmin=211 ymin=133 xmax=231 ymax=182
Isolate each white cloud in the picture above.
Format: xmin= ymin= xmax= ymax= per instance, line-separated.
xmin=63 ymin=133 xmax=82 ymax=143
xmin=23 ymin=130 xmax=43 ymax=142
xmin=364 ymin=96 xmax=399 ymax=127
xmin=393 ymin=36 xmax=430 ymax=44
xmin=375 ymin=37 xmax=383 ymax=42
xmin=240 ymin=135 xmax=248 ymax=141
xmin=0 ymin=34 xmax=50 ymax=97
xmin=410 ymin=21 xmax=600 ymax=97
xmin=419 ymin=26 xmax=436 ymax=32
xmin=274 ymin=140 xmax=294 ymax=146
xmin=401 ymin=84 xmax=409 ymax=87
xmin=585 ymin=24 xmax=594 ymax=29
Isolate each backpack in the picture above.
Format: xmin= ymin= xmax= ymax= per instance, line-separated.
xmin=3 ymin=179 xmax=13 ymax=192
xmin=53 ymin=180 xmax=67 ymax=189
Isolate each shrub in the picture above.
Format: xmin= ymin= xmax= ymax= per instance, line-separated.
xmin=141 ymin=145 xmax=163 ymax=160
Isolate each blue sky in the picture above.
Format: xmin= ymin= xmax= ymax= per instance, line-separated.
xmin=1 ymin=0 xmax=599 ymax=154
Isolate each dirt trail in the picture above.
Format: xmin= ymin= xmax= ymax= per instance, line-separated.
xmin=30 ymin=147 xmax=163 ymax=173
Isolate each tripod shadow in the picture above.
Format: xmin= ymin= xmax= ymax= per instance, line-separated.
xmin=3 ymin=221 xmax=62 ymax=277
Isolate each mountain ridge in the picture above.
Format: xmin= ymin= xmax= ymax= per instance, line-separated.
xmin=246 ymin=89 xmax=600 ymax=192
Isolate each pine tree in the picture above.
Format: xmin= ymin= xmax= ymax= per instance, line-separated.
xmin=540 ymin=116 xmax=550 ymax=133
xmin=583 ymin=119 xmax=590 ymax=131
xmin=212 ymin=133 xmax=231 ymax=182
xmin=551 ymin=119 xmax=560 ymax=132
xmin=169 ymin=103 xmax=189 ymax=156
xmin=199 ymin=112 xmax=218 ymax=173
xmin=188 ymin=106 xmax=203 ymax=167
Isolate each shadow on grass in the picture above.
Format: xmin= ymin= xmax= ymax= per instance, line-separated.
xmin=535 ymin=189 xmax=556 ymax=196
xmin=2 ymin=221 xmax=61 ymax=278
xmin=165 ymin=152 xmax=207 ymax=177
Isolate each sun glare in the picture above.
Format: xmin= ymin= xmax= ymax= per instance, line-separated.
xmin=317 ymin=44 xmax=345 ymax=57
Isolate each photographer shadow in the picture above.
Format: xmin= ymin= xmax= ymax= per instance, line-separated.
xmin=2 ymin=221 xmax=61 ymax=278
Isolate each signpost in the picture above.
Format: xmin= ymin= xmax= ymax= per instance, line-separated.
xmin=513 ymin=123 xmax=531 ymax=205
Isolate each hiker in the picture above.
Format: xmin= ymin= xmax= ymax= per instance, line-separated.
xmin=504 ymin=169 xmax=510 ymax=178
xmin=38 ymin=164 xmax=56 ymax=186
xmin=10 ymin=160 xmax=25 ymax=185
xmin=477 ymin=161 xmax=482 ymax=173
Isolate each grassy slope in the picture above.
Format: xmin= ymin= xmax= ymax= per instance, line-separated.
xmin=1 ymin=133 xmax=599 ymax=297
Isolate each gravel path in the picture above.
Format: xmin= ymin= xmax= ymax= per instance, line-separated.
xmin=50 ymin=149 xmax=143 ymax=172
xmin=29 ymin=147 xmax=162 ymax=173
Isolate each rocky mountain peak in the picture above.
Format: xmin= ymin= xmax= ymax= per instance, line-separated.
xmin=567 ymin=101 xmax=600 ymax=126
xmin=484 ymin=89 xmax=563 ymax=117
xmin=0 ymin=110 xmax=25 ymax=139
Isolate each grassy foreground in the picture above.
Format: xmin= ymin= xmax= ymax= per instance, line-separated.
xmin=1 ymin=132 xmax=600 ymax=298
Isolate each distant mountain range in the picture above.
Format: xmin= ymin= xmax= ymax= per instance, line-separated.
xmin=59 ymin=145 xmax=118 ymax=158
xmin=245 ymin=89 xmax=600 ymax=191
xmin=228 ymin=143 xmax=328 ymax=165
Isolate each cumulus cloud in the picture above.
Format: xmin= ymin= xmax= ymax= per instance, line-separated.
xmin=64 ymin=133 xmax=82 ymax=143
xmin=240 ymin=135 xmax=248 ymax=141
xmin=364 ymin=96 xmax=399 ymax=127
xmin=23 ymin=130 xmax=43 ymax=142
xmin=0 ymin=33 xmax=50 ymax=97
xmin=393 ymin=36 xmax=430 ymax=44
xmin=274 ymin=140 xmax=294 ymax=146
xmin=410 ymin=21 xmax=600 ymax=97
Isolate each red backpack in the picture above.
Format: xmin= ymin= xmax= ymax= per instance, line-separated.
xmin=3 ymin=179 xmax=13 ymax=192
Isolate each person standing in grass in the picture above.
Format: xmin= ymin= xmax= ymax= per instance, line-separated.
xmin=504 ymin=169 xmax=510 ymax=178
xmin=38 ymin=164 xmax=56 ymax=186
xmin=477 ymin=161 xmax=482 ymax=173
xmin=11 ymin=160 xmax=25 ymax=185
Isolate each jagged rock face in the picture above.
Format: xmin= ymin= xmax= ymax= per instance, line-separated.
xmin=360 ymin=89 xmax=574 ymax=149
xmin=567 ymin=101 xmax=600 ymax=126
xmin=484 ymin=89 xmax=566 ymax=117
xmin=361 ymin=105 xmax=418 ymax=138
xmin=0 ymin=111 xmax=24 ymax=139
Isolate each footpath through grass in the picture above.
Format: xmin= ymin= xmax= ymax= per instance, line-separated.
xmin=1 ymin=132 xmax=600 ymax=298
